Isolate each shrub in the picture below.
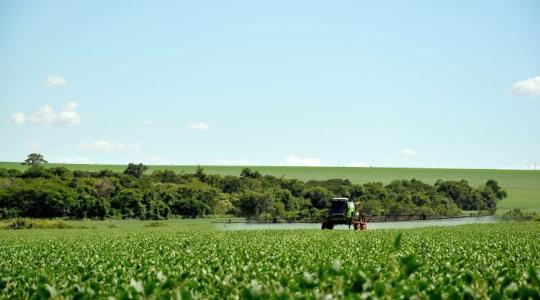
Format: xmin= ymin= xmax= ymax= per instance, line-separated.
xmin=5 ymin=218 xmax=72 ymax=229
xmin=144 ymin=221 xmax=167 ymax=227
xmin=501 ymin=209 xmax=539 ymax=222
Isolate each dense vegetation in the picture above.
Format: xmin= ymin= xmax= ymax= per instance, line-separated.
xmin=0 ymin=159 xmax=506 ymax=220
xmin=0 ymin=223 xmax=539 ymax=298
xmin=2 ymin=161 xmax=537 ymax=214
xmin=501 ymin=209 xmax=540 ymax=222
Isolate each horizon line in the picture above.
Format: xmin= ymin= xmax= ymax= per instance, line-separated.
xmin=0 ymin=161 xmax=538 ymax=172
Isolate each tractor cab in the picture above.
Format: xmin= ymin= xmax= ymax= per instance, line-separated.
xmin=330 ymin=198 xmax=352 ymax=218
xmin=321 ymin=197 xmax=355 ymax=229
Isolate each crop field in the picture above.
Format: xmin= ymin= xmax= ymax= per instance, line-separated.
xmin=1 ymin=222 xmax=539 ymax=299
xmin=1 ymin=162 xmax=539 ymax=213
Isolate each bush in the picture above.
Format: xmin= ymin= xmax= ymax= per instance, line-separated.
xmin=501 ymin=209 xmax=539 ymax=222
xmin=5 ymin=218 xmax=72 ymax=229
xmin=0 ymin=207 xmax=20 ymax=219
xmin=144 ymin=221 xmax=167 ymax=227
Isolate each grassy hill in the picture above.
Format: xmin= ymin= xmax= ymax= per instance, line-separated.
xmin=1 ymin=162 xmax=539 ymax=213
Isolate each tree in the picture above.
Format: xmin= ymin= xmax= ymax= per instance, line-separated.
xmin=240 ymin=168 xmax=261 ymax=179
xmin=124 ymin=163 xmax=148 ymax=178
xmin=4 ymin=180 xmax=76 ymax=218
xmin=111 ymin=189 xmax=146 ymax=218
xmin=0 ymin=164 xmax=504 ymax=220
xmin=151 ymin=170 xmax=178 ymax=183
xmin=303 ymin=187 xmax=333 ymax=210
xmin=22 ymin=153 xmax=48 ymax=167
xmin=237 ymin=191 xmax=274 ymax=217
xmin=195 ymin=165 xmax=206 ymax=182
xmin=435 ymin=180 xmax=475 ymax=210
xmin=146 ymin=199 xmax=171 ymax=220
xmin=485 ymin=179 xmax=507 ymax=200
xmin=176 ymin=182 xmax=222 ymax=214
xmin=171 ymin=198 xmax=209 ymax=218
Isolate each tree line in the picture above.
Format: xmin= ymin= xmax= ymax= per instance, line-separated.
xmin=0 ymin=155 xmax=506 ymax=220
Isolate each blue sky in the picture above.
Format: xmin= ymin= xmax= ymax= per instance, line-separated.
xmin=1 ymin=0 xmax=539 ymax=168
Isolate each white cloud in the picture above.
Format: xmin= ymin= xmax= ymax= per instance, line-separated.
xmin=280 ymin=155 xmax=321 ymax=166
xmin=187 ymin=122 xmax=209 ymax=131
xmin=25 ymin=141 xmax=39 ymax=151
xmin=78 ymin=140 xmax=141 ymax=153
xmin=511 ymin=76 xmax=540 ymax=97
xmin=215 ymin=159 xmax=261 ymax=166
xmin=400 ymin=148 xmax=416 ymax=156
xmin=345 ymin=162 xmax=370 ymax=167
xmin=46 ymin=75 xmax=67 ymax=87
xmin=57 ymin=157 xmax=94 ymax=164
xmin=10 ymin=102 xmax=80 ymax=126
xmin=9 ymin=112 xmax=26 ymax=125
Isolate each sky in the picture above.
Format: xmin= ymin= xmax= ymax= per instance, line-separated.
xmin=0 ymin=0 xmax=539 ymax=169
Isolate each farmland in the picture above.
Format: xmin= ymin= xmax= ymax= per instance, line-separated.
xmin=1 ymin=222 xmax=539 ymax=299
xmin=1 ymin=162 xmax=539 ymax=213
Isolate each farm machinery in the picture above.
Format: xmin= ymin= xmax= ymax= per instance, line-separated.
xmin=321 ymin=197 xmax=367 ymax=230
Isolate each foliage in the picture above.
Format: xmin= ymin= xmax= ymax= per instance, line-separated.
xmin=501 ymin=208 xmax=539 ymax=222
xmin=0 ymin=223 xmax=539 ymax=298
xmin=124 ymin=163 xmax=149 ymax=178
xmin=0 ymin=165 xmax=506 ymax=220
xmin=240 ymin=168 xmax=262 ymax=179
xmin=435 ymin=179 xmax=506 ymax=211
xmin=2 ymin=218 xmax=92 ymax=230
xmin=143 ymin=221 xmax=167 ymax=228
xmin=21 ymin=153 xmax=48 ymax=167
xmin=1 ymin=162 xmax=537 ymax=213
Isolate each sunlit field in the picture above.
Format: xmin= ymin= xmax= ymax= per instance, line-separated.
xmin=1 ymin=222 xmax=539 ymax=299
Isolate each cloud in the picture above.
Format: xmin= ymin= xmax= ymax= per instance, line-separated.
xmin=187 ymin=122 xmax=209 ymax=131
xmin=9 ymin=112 xmax=26 ymax=125
xmin=78 ymin=140 xmax=141 ymax=153
xmin=57 ymin=157 xmax=94 ymax=164
xmin=345 ymin=162 xmax=370 ymax=167
xmin=280 ymin=155 xmax=321 ymax=166
xmin=10 ymin=102 xmax=80 ymax=126
xmin=400 ymin=148 xmax=416 ymax=156
xmin=215 ymin=159 xmax=261 ymax=166
xmin=46 ymin=75 xmax=67 ymax=87
xmin=510 ymin=76 xmax=540 ymax=97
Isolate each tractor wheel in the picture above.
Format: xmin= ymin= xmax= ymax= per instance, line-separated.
xmin=321 ymin=220 xmax=334 ymax=230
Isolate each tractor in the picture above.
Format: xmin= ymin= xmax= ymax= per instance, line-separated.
xmin=321 ymin=197 xmax=367 ymax=230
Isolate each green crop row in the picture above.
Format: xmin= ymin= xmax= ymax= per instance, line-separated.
xmin=1 ymin=223 xmax=539 ymax=299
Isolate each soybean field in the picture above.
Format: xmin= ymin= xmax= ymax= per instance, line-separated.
xmin=1 ymin=222 xmax=539 ymax=299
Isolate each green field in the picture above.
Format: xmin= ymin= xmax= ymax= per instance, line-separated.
xmin=1 ymin=222 xmax=539 ymax=299
xmin=2 ymin=162 xmax=539 ymax=213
